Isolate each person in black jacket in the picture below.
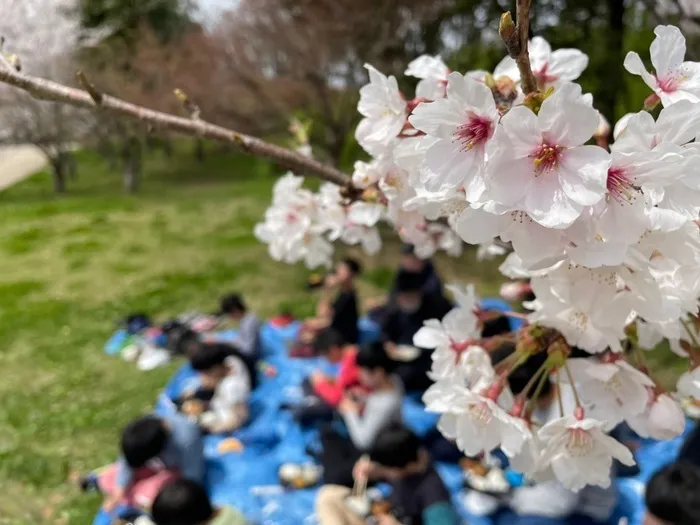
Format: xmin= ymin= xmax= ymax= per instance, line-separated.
xmin=381 ymin=270 xmax=453 ymax=392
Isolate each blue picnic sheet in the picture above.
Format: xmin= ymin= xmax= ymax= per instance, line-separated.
xmin=95 ymin=312 xmax=691 ymax=525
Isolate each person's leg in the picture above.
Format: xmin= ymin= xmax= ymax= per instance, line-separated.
xmin=320 ymin=427 xmax=361 ymax=487
xmin=315 ymin=485 xmax=364 ymax=525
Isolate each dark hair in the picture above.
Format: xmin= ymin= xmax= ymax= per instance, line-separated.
xmin=400 ymin=244 xmax=416 ymax=256
xmin=219 ymin=293 xmax=246 ymax=315
xmin=190 ymin=343 xmax=230 ymax=372
xmin=151 ymin=479 xmax=214 ymax=525
xmin=121 ymin=416 xmax=168 ymax=468
xmin=646 ymin=462 xmax=700 ymax=525
xmin=313 ymin=328 xmax=345 ymax=355
xmin=507 ymin=352 xmax=552 ymax=398
xmin=481 ymin=313 xmax=512 ymax=338
xmin=341 ymin=257 xmax=362 ymax=276
xmin=370 ymin=425 xmax=421 ymax=468
xmin=356 ymin=341 xmax=396 ymax=374
xmin=395 ymin=270 xmax=424 ymax=293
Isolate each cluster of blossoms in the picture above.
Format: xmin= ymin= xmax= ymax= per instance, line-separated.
xmin=256 ymin=24 xmax=700 ymax=489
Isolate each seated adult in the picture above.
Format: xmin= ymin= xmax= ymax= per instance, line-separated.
xmin=84 ymin=414 xmax=204 ymax=512
xmin=369 ymin=244 xmax=444 ymax=321
xmin=319 ymin=341 xmax=403 ymax=487
xmin=317 ymin=425 xmax=458 ymax=525
xmin=381 ymin=269 xmax=453 ymax=392
xmin=216 ymin=293 xmax=261 ymax=360
xmin=182 ymin=343 xmax=251 ymax=434
xmin=297 ymin=258 xmax=361 ymax=353
xmin=645 ymin=461 xmax=700 ymax=525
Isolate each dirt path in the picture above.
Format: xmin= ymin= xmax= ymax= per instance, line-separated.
xmin=0 ymin=145 xmax=47 ymax=190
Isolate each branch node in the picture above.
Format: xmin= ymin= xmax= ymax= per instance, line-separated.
xmin=174 ymin=88 xmax=201 ymax=120
xmin=76 ymin=71 xmax=103 ymax=105
xmin=499 ymin=0 xmax=538 ymax=95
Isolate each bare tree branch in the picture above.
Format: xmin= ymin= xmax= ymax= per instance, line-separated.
xmin=0 ymin=66 xmax=351 ymax=186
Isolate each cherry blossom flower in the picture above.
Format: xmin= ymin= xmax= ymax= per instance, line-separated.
xmin=427 ymin=387 xmax=515 ymax=456
xmin=409 ymin=72 xmax=499 ymax=198
xmin=678 ymin=367 xmax=700 ymax=400
xmin=405 ymin=55 xmax=450 ymax=100
xmin=624 ymin=25 xmax=700 ymax=107
xmin=415 ymin=310 xmax=480 ymax=379
xmin=494 ymin=36 xmax=589 ymax=89
xmin=484 ymin=82 xmax=611 ymax=228
xmin=536 ymin=416 xmax=636 ymax=491
xmin=562 ymin=357 xmax=655 ymax=428
xmin=340 ymin=224 xmax=381 ymax=255
xmin=627 ymin=392 xmax=686 ymax=440
xmin=356 ymin=64 xmax=407 ymax=155
xmin=477 ymin=241 xmax=507 ymax=261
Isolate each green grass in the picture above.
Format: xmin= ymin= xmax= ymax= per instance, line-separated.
xmin=0 ymin=141 xmax=510 ymax=524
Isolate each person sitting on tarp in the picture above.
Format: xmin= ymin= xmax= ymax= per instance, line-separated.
xmin=294 ymin=258 xmax=362 ymax=356
xmin=215 ymin=293 xmax=261 ymax=360
xmin=180 ymin=343 xmax=251 ymax=434
xmin=317 ymin=425 xmax=458 ymax=525
xmin=318 ymin=341 xmax=404 ymax=488
xmin=381 ymin=269 xmax=453 ymax=392
xmin=82 ymin=414 xmax=204 ymax=513
xmin=644 ymin=461 xmax=700 ymax=525
xmin=292 ymin=329 xmax=365 ymax=425
xmin=369 ymin=244 xmax=444 ymax=322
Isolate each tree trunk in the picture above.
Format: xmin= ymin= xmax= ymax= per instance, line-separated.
xmin=66 ymin=151 xmax=78 ymax=180
xmin=163 ymin=137 xmax=173 ymax=158
xmin=122 ymin=137 xmax=142 ymax=194
xmin=194 ymin=138 xmax=205 ymax=162
xmin=50 ymin=154 xmax=67 ymax=193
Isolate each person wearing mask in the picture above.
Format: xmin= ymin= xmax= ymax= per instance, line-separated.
xmin=381 ymin=270 xmax=452 ymax=392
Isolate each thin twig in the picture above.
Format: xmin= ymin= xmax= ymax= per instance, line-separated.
xmin=0 ymin=67 xmax=351 ymax=186
xmin=563 ymin=360 xmax=583 ymax=409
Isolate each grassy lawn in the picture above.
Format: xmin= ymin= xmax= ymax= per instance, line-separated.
xmin=0 ymin=141 xmax=508 ymax=524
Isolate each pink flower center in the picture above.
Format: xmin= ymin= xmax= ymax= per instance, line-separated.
xmin=534 ymin=63 xmax=559 ymax=86
xmin=285 ymin=211 xmax=299 ymax=224
xmin=606 ymin=166 xmax=640 ymax=204
xmin=656 ymin=70 xmax=685 ymax=93
xmin=565 ymin=428 xmax=594 ymax=456
xmin=468 ymin=401 xmax=494 ymax=425
xmin=530 ymin=141 xmax=565 ymax=177
xmin=454 ymin=112 xmax=493 ymax=151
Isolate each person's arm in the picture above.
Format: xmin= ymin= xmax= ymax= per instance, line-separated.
xmin=316 ymin=278 xmax=338 ymax=319
xmin=234 ymin=315 xmax=258 ymax=356
xmin=422 ymin=502 xmax=458 ymax=525
xmin=341 ymin=392 xmax=400 ymax=450
xmin=314 ymin=351 xmax=357 ymax=406
xmin=114 ymin=456 xmax=134 ymax=490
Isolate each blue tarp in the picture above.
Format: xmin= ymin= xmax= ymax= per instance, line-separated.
xmin=95 ymin=315 xmax=691 ymax=525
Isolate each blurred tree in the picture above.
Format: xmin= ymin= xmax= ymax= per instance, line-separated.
xmin=76 ymin=0 xmax=193 ymax=45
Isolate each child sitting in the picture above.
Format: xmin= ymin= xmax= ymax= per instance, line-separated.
xmin=147 ymin=479 xmax=245 ymax=525
xmin=645 ymin=461 xmax=700 ymax=525
xmin=87 ymin=414 xmax=204 ymax=512
xmin=316 ymin=425 xmax=458 ymax=525
xmin=183 ymin=343 xmax=251 ymax=434
xmin=216 ymin=293 xmax=261 ymax=360
xmin=292 ymin=329 xmax=362 ymax=425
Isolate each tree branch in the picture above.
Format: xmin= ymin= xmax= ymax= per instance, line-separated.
xmin=499 ymin=0 xmax=537 ymax=95
xmin=0 ymin=67 xmax=351 ymax=186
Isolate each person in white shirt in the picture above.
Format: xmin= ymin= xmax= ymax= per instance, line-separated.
xmin=186 ymin=343 xmax=251 ymax=434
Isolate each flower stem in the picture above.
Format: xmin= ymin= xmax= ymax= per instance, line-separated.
xmin=525 ymin=366 xmax=552 ymax=418
xmin=555 ymin=370 xmax=565 ymax=418
xmin=563 ymin=360 xmax=583 ymax=409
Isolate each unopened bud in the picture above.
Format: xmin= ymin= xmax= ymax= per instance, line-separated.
xmin=644 ymin=93 xmax=661 ymax=112
xmin=499 ymin=12 xmax=519 ymax=56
